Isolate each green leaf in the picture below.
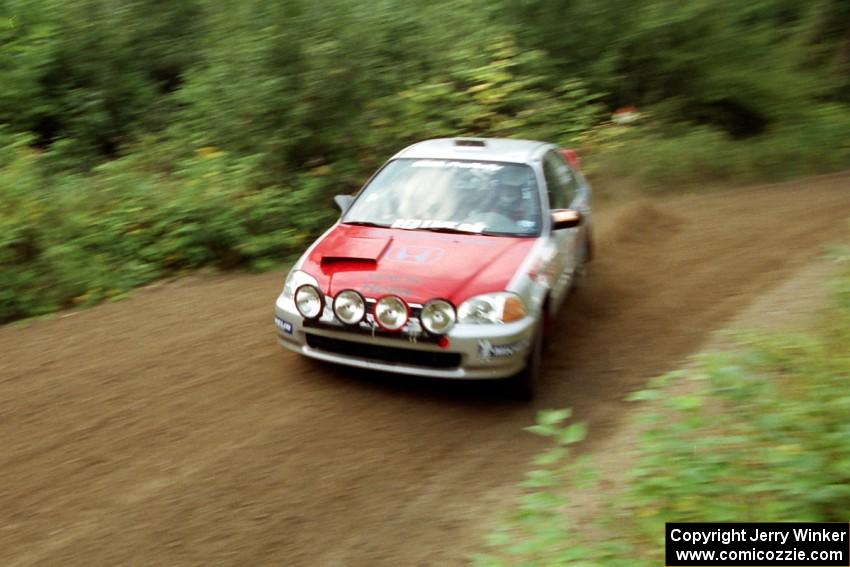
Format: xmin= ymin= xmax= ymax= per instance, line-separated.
xmin=537 ymin=408 xmax=572 ymax=426
xmin=556 ymin=422 xmax=587 ymax=445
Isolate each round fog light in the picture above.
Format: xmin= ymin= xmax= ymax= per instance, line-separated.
xmin=420 ymin=299 xmax=456 ymax=334
xmin=295 ymin=284 xmax=324 ymax=319
xmin=375 ymin=295 xmax=409 ymax=331
xmin=333 ymin=290 xmax=366 ymax=325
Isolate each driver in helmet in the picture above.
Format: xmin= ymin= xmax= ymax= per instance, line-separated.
xmin=490 ymin=167 xmax=531 ymax=222
xmin=460 ymin=167 xmax=532 ymax=233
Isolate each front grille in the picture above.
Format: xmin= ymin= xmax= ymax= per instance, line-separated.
xmin=306 ymin=334 xmax=461 ymax=369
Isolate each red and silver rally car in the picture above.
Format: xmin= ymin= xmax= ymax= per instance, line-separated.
xmin=274 ymin=138 xmax=592 ymax=398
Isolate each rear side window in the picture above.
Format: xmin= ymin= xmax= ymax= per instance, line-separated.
xmin=543 ymin=152 xmax=579 ymax=209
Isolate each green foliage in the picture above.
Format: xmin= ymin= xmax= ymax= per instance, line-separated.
xmin=504 ymin=0 xmax=841 ymax=135
xmin=2 ymin=0 xmax=850 ymax=320
xmin=5 ymin=0 xmax=848 ymax=169
xmin=361 ymin=37 xmax=602 ymax=160
xmin=584 ymin=103 xmax=850 ymax=190
xmin=471 ymin=409 xmax=596 ymax=566
xmin=0 ymin=133 xmax=336 ymax=322
xmin=1 ymin=0 xmax=201 ymax=160
xmin=174 ymin=0 xmax=506 ymax=175
xmin=476 ymin=250 xmax=850 ymax=564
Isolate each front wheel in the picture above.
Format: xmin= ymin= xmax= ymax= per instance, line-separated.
xmin=506 ymin=320 xmax=543 ymax=400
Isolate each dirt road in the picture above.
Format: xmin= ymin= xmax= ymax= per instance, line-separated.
xmin=2 ymin=174 xmax=849 ymax=566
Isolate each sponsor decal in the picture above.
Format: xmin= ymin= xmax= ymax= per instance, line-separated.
xmin=478 ymin=339 xmax=529 ymax=359
xmin=411 ymin=159 xmax=504 ymax=172
xmin=274 ymin=316 xmax=293 ymax=335
xmin=360 ymin=282 xmax=415 ymax=297
xmin=391 ymin=219 xmax=486 ymax=233
xmin=382 ymin=231 xmax=501 ymax=247
xmin=360 ymin=272 xmax=421 ymax=296
xmin=387 ymin=245 xmax=445 ymax=265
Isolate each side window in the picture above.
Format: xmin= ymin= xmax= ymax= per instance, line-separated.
xmin=543 ymin=153 xmax=568 ymax=209
xmin=543 ymin=152 xmax=579 ymax=209
xmin=553 ymin=153 xmax=579 ymax=204
xmin=561 ymin=161 xmax=579 ymax=205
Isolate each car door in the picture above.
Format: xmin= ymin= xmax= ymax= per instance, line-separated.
xmin=542 ymin=150 xmax=580 ymax=308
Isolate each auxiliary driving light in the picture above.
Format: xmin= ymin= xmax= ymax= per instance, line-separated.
xmin=374 ymin=295 xmax=409 ymax=331
xmin=295 ymin=284 xmax=324 ymax=319
xmin=333 ymin=290 xmax=366 ymax=325
xmin=420 ymin=299 xmax=456 ymax=334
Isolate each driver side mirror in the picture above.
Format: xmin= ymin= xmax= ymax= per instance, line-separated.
xmin=551 ymin=209 xmax=581 ymax=230
xmin=334 ymin=194 xmax=354 ymax=213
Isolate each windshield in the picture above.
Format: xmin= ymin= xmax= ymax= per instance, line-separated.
xmin=342 ymin=158 xmax=542 ymax=236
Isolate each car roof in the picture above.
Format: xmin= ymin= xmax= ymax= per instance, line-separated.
xmin=392 ymin=137 xmax=551 ymax=165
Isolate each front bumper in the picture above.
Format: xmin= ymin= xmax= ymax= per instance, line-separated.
xmin=274 ymin=294 xmax=535 ymax=379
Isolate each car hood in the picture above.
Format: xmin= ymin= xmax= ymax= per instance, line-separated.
xmin=300 ymin=224 xmax=535 ymax=305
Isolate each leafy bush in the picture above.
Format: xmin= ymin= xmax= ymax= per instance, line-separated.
xmin=475 ymin=246 xmax=850 ymax=565
xmin=0 ymin=132 xmax=337 ymax=322
xmin=584 ymin=104 xmax=850 ymax=190
xmin=504 ymin=0 xmax=849 ymax=133
xmin=0 ymin=0 xmax=201 ymax=159
xmin=2 ymin=0 xmax=850 ymax=322
xmin=5 ymin=0 xmax=849 ymax=171
xmin=360 ymin=37 xmax=603 ymax=160
xmin=0 ymin=14 xmax=606 ymax=322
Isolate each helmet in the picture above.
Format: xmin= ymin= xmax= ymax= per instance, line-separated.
xmin=493 ymin=166 xmax=530 ymax=213
xmin=496 ymin=182 xmax=522 ymax=208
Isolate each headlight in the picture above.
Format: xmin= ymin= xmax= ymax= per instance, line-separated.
xmin=457 ymin=292 xmax=527 ymax=324
xmin=374 ymin=295 xmax=409 ymax=331
xmin=283 ymin=269 xmax=319 ymax=299
xmin=420 ymin=299 xmax=456 ymax=334
xmin=333 ymin=289 xmax=366 ymax=325
xmin=295 ymin=284 xmax=324 ymax=319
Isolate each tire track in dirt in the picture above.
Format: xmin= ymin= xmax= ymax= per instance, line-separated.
xmin=1 ymin=174 xmax=848 ymax=566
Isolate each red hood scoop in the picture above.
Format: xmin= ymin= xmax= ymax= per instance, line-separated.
xmin=319 ymin=236 xmax=392 ymax=266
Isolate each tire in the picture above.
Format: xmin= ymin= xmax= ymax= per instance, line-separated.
xmin=506 ymin=319 xmax=543 ymax=400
